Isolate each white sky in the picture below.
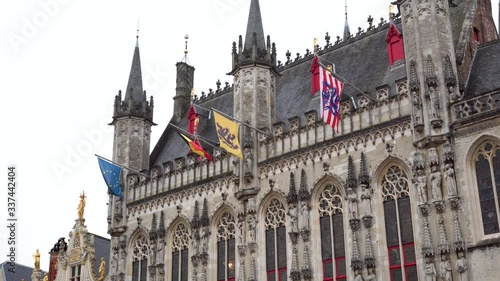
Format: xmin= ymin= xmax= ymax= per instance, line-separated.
xmin=0 ymin=0 xmax=498 ymax=272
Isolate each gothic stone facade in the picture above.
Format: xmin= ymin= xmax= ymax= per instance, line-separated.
xmin=106 ymin=0 xmax=500 ymax=281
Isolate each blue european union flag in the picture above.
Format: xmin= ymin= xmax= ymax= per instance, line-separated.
xmin=97 ymin=157 xmax=122 ymax=198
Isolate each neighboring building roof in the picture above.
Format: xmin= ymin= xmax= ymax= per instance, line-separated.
xmin=465 ymin=39 xmax=500 ymax=97
xmin=92 ymin=234 xmax=111 ymax=278
xmin=0 ymin=261 xmax=45 ymax=281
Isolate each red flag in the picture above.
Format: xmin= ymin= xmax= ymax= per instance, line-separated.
xmin=318 ymin=65 xmax=343 ymax=132
xmin=310 ymin=55 xmax=320 ymax=95
xmin=178 ymin=132 xmax=213 ymax=162
xmin=187 ymin=105 xmax=199 ymax=134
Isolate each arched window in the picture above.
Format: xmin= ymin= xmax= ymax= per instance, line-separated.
xmin=474 ymin=142 xmax=500 ymax=235
xmin=132 ymin=236 xmax=148 ymax=281
xmin=318 ymin=183 xmax=346 ymax=281
xmin=381 ymin=165 xmax=417 ymax=281
xmin=264 ymin=198 xmax=287 ymax=281
xmin=216 ymin=212 xmax=236 ymax=281
xmin=171 ymin=224 xmax=190 ymax=281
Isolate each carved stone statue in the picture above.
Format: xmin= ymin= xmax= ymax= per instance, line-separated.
xmin=191 ymin=229 xmax=199 ymax=256
xmin=456 ymin=252 xmax=468 ymax=281
xmin=412 ymin=90 xmax=423 ymax=124
xmin=360 ymin=185 xmax=372 ymax=216
xmin=149 ymin=243 xmax=156 ymax=264
xmin=247 ymin=215 xmax=256 ymax=242
xmin=300 ymin=201 xmax=310 ymax=231
xmin=366 ymin=267 xmax=377 ymax=281
xmin=425 ymin=257 xmax=437 ymax=281
xmin=157 ymin=240 xmax=165 ymax=264
xmin=237 ymin=219 xmax=245 ymax=244
xmin=78 ymin=192 xmax=86 ymax=220
xmin=439 ymin=255 xmax=452 ymax=281
xmin=354 ymin=269 xmax=364 ymax=281
xmin=444 ymin=164 xmax=458 ymax=197
xmin=429 ymin=86 xmax=441 ymax=120
xmin=200 ymin=227 xmax=209 ymax=253
xmin=430 ymin=166 xmax=442 ymax=201
xmin=232 ymin=157 xmax=240 ymax=177
xmin=346 ymin=188 xmax=358 ymax=219
xmin=99 ymin=257 xmax=106 ymax=280
xmin=288 ymin=203 xmax=299 ymax=232
xmin=244 ymin=148 xmax=253 ymax=175
xmin=416 ymin=170 xmax=428 ymax=203
xmin=33 ymin=249 xmax=40 ymax=270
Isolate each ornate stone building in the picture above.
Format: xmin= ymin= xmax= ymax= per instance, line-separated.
xmin=106 ymin=0 xmax=500 ymax=280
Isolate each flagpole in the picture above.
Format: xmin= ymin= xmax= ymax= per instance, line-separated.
xmin=168 ymin=123 xmax=225 ymax=152
xmin=95 ymin=154 xmax=151 ymax=178
xmin=210 ymin=107 xmax=272 ymax=137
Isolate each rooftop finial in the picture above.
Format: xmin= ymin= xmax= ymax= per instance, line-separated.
xmin=389 ymin=4 xmax=395 ymax=21
xmin=181 ymin=34 xmax=191 ymax=64
xmin=136 ymin=18 xmax=139 ymax=47
xmin=343 ymin=0 xmax=351 ymax=41
xmin=313 ymin=38 xmax=318 ymax=53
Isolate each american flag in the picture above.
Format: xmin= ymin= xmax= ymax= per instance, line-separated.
xmin=319 ymin=63 xmax=343 ymax=132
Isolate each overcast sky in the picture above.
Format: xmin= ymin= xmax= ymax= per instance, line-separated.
xmin=0 ymin=0 xmax=498 ymax=272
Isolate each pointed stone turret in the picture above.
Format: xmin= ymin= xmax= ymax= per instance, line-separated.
xmin=343 ymin=1 xmax=351 ymax=41
xmin=346 ymin=156 xmax=357 ymax=190
xmin=244 ymin=0 xmax=266 ymax=52
xmin=191 ymin=200 xmax=200 ymax=230
xmin=358 ymin=152 xmax=369 ymax=186
xmin=287 ymin=172 xmax=298 ymax=204
xmin=200 ymin=198 xmax=209 ymax=227
xmin=149 ymin=213 xmax=157 ymax=241
xmin=124 ymin=38 xmax=143 ymax=103
xmin=157 ymin=211 xmax=165 ymax=239
xmin=298 ymin=169 xmax=311 ymax=202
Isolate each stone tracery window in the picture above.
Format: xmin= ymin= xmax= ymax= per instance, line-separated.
xmin=474 ymin=142 xmax=500 ymax=235
xmin=216 ymin=212 xmax=236 ymax=281
xmin=318 ymin=183 xmax=346 ymax=281
xmin=381 ymin=165 xmax=417 ymax=281
xmin=264 ymin=198 xmax=287 ymax=281
xmin=132 ymin=235 xmax=149 ymax=281
xmin=171 ymin=223 xmax=190 ymax=281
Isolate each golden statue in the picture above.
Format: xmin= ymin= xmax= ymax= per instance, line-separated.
xmin=313 ymin=38 xmax=318 ymax=52
xmin=98 ymin=257 xmax=106 ymax=280
xmin=77 ymin=192 xmax=86 ymax=220
xmin=42 ymin=273 xmax=48 ymax=281
xmin=33 ymin=249 xmax=40 ymax=270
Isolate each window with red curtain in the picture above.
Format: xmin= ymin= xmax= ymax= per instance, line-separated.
xmin=381 ymin=166 xmax=417 ymax=281
xmin=319 ymin=183 xmax=346 ymax=281
xmin=386 ymin=24 xmax=405 ymax=65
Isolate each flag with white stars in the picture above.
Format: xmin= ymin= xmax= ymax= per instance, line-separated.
xmin=97 ymin=157 xmax=123 ymax=198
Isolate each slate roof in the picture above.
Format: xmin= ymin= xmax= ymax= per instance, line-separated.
xmin=465 ymin=39 xmax=500 ymax=97
xmin=0 ymin=261 xmax=45 ymax=281
xmin=92 ymin=234 xmax=111 ymax=278
xmin=150 ymin=22 xmax=407 ymax=167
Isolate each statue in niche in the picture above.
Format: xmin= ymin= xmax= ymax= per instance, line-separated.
xmin=430 ymin=166 xmax=442 ymax=201
xmin=110 ymin=254 xmax=118 ymax=271
xmin=346 ymin=188 xmax=358 ymax=219
xmin=416 ymin=170 xmax=428 ymax=203
xmin=232 ymin=157 xmax=240 ymax=177
xmin=439 ymin=255 xmax=452 ymax=281
xmin=425 ymin=257 xmax=437 ymax=281
xmin=115 ymin=197 xmax=122 ymax=215
xmin=200 ymin=227 xmax=209 ymax=253
xmin=429 ymin=86 xmax=441 ymax=120
xmin=191 ymin=230 xmax=199 ymax=256
xmin=157 ymin=240 xmax=165 ymax=264
xmin=237 ymin=219 xmax=245 ymax=244
xmin=456 ymin=252 xmax=468 ymax=281
xmin=360 ymin=185 xmax=372 ymax=216
xmin=288 ymin=203 xmax=299 ymax=232
xmin=99 ymin=257 xmax=106 ymax=280
xmin=444 ymin=164 xmax=458 ymax=197
xmin=448 ymin=85 xmax=461 ymax=101
xmin=354 ymin=269 xmax=364 ymax=281
xmin=149 ymin=243 xmax=156 ymax=264
xmin=244 ymin=149 xmax=253 ymax=172
xmin=247 ymin=214 xmax=256 ymax=242
xmin=412 ymin=90 xmax=424 ymax=124
xmin=366 ymin=267 xmax=377 ymax=281
xmin=300 ymin=201 xmax=310 ymax=231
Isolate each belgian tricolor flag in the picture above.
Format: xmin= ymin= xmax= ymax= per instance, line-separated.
xmin=178 ymin=132 xmax=213 ymax=162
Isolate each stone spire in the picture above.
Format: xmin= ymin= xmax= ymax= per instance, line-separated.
xmin=124 ymin=37 xmax=144 ymax=104
xmin=358 ymin=152 xmax=369 ymax=185
xmin=158 ymin=211 xmax=165 ymax=238
xmin=287 ymin=172 xmax=298 ymax=204
xmin=149 ymin=213 xmax=157 ymax=241
xmin=346 ymin=155 xmax=357 ymax=190
xmin=298 ymin=169 xmax=311 ymax=202
xmin=437 ymin=218 xmax=450 ymax=254
xmin=244 ymin=0 xmax=266 ymax=52
xmin=350 ymin=232 xmax=363 ymax=270
xmin=343 ymin=0 xmax=351 ymax=41
xmin=422 ymin=217 xmax=435 ymax=257
xmin=191 ymin=201 xmax=200 ymax=230
xmin=200 ymin=198 xmax=209 ymax=227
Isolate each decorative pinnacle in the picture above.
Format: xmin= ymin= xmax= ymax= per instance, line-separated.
xmin=313 ymin=38 xmax=318 ymax=53
xmin=184 ymin=34 xmax=189 ymax=54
